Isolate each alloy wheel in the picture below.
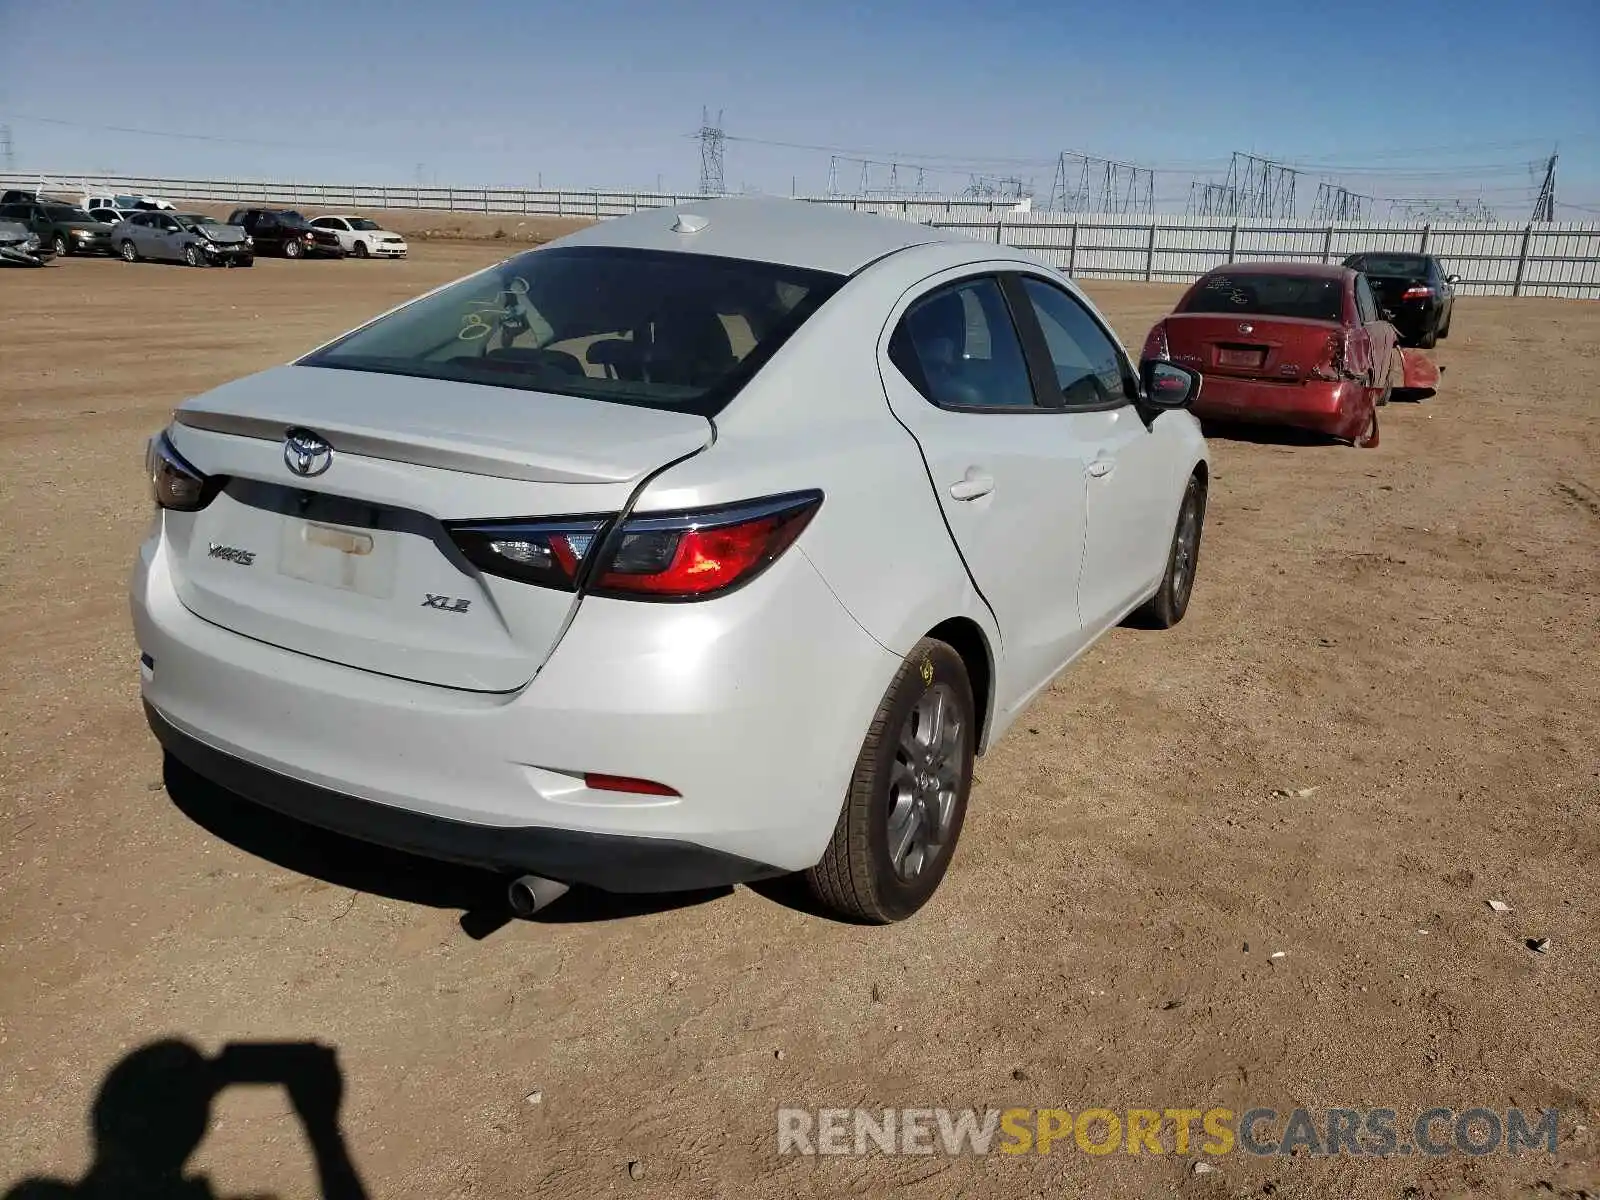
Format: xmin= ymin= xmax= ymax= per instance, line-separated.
xmin=886 ymin=682 xmax=962 ymax=882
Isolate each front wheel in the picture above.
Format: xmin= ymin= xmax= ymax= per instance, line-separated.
xmin=119 ymin=239 xmax=139 ymax=263
xmin=283 ymin=238 xmax=303 ymax=259
xmin=806 ymin=638 xmax=975 ymax=923
xmin=353 ymin=240 xmax=369 ymax=258
xmin=183 ymin=244 xmax=202 ymax=267
xmin=53 ymin=234 xmax=69 ymax=258
xmin=1136 ymin=473 xmax=1206 ymax=629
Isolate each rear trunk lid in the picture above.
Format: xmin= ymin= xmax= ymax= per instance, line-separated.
xmin=164 ymin=365 xmax=712 ymax=691
xmin=1163 ymin=312 xmax=1341 ymax=382
xmin=1362 ymin=272 xmax=1430 ymax=313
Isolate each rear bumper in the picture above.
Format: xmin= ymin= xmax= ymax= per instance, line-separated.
xmin=130 ymin=526 xmax=898 ymax=886
xmin=146 ymin=702 xmax=782 ymax=890
xmin=1193 ymin=376 xmax=1367 ymax=439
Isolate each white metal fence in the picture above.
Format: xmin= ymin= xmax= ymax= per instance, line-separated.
xmin=5 ymin=172 xmax=1596 ymax=298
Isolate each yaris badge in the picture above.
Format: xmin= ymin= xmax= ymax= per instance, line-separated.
xmin=284 ymin=428 xmax=333 ymax=477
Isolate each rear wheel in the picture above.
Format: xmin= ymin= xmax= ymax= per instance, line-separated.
xmin=119 ymin=239 xmax=139 ymax=263
xmin=1438 ymin=305 xmax=1452 ymax=339
xmin=284 ymin=238 xmax=304 ymax=259
xmin=1136 ymin=472 xmax=1206 ymax=629
xmin=1416 ymin=321 xmax=1437 ymax=349
xmin=806 ymin=638 xmax=975 ymax=923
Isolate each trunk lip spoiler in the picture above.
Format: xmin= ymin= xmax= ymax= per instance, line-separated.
xmin=172 ymin=407 xmax=712 ymax=486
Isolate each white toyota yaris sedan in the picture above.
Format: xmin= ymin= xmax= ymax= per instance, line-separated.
xmin=131 ymin=198 xmax=1208 ymax=922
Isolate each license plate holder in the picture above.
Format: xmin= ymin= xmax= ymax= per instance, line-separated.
xmin=1217 ymin=347 xmax=1266 ymax=369
xmin=278 ymin=519 xmax=398 ymax=598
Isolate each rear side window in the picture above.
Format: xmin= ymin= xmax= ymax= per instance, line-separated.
xmin=1346 ymin=253 xmax=1428 ymax=277
xmin=1019 ymin=277 xmax=1131 ymax=407
xmin=303 ymin=246 xmax=845 ymax=417
xmin=1182 ymin=273 xmax=1345 ymax=323
xmin=889 ymin=276 xmax=1037 ymax=410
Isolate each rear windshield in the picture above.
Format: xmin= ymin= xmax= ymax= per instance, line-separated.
xmin=1345 ymin=254 xmax=1427 ymax=277
xmin=302 ymin=246 xmax=846 ymax=416
xmin=1181 ymin=272 xmax=1344 ymax=322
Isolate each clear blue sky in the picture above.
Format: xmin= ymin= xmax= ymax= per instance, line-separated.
xmin=2 ymin=0 xmax=1596 ymax=217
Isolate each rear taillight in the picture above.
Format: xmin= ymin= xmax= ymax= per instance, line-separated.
xmin=1309 ymin=331 xmax=1350 ymax=382
xmin=447 ymin=516 xmax=610 ymax=591
xmin=146 ymin=431 xmax=220 ymax=511
xmin=1141 ymin=321 xmax=1171 ymax=362
xmin=584 ymin=772 xmax=680 ymax=797
xmin=1401 ymin=285 xmax=1433 ymax=301
xmin=448 ymin=491 xmax=822 ymax=602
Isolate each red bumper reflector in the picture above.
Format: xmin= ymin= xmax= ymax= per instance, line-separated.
xmin=583 ymin=772 xmax=681 ymax=797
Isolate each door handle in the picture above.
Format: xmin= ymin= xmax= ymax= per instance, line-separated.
xmin=948 ymin=472 xmax=995 ymax=501
xmin=1087 ymin=458 xmax=1115 ymax=479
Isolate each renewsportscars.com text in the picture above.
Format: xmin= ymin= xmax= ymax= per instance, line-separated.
xmin=777 ymin=1106 xmax=1560 ymax=1158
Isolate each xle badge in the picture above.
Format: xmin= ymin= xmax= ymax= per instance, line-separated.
xmin=422 ymin=593 xmax=471 ymax=614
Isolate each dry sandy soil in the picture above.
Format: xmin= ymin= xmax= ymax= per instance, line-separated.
xmin=1 ymin=238 xmax=1596 ymax=1200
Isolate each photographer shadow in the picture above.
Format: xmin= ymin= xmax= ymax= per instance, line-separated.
xmin=4 ymin=1038 xmax=368 ymax=1200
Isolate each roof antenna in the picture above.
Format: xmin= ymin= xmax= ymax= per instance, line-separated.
xmin=672 ymin=213 xmax=709 ymax=234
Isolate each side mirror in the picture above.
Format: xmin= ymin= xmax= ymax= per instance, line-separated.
xmin=1140 ymin=360 xmax=1201 ymax=410
xmin=1446 ymin=274 xmax=1461 ymax=285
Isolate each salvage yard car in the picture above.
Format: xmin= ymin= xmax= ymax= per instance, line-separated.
xmin=131 ymin=199 xmax=1208 ymax=923
xmin=226 ymin=208 xmax=345 ymax=259
xmin=309 ymin=215 xmax=408 ymax=258
xmin=1342 ymin=251 xmax=1458 ymax=348
xmin=0 ymin=217 xmax=51 ymax=266
xmin=1143 ymin=262 xmax=1397 ymax=448
xmin=0 ymin=199 xmax=114 ymax=258
xmin=114 ymin=211 xmax=254 ymax=267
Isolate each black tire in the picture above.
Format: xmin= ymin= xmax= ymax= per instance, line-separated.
xmin=284 ymin=238 xmax=303 ymax=259
xmin=1416 ymin=322 xmax=1437 ymax=349
xmin=119 ymin=239 xmax=139 ymax=263
xmin=1136 ymin=472 xmax=1206 ymax=629
xmin=806 ymin=638 xmax=975 ymax=923
xmin=1438 ymin=306 xmax=1452 ymax=340
xmin=353 ymin=240 xmax=369 ymax=258
xmin=53 ymin=233 xmax=69 ymax=258
xmin=239 ymin=257 xmax=254 ymax=268
xmin=184 ymin=244 xmax=202 ymax=267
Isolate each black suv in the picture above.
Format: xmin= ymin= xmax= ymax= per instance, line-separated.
xmin=227 ymin=208 xmax=346 ymax=259
xmin=1341 ymin=252 xmax=1458 ymax=348
xmin=0 ymin=199 xmax=115 ymax=257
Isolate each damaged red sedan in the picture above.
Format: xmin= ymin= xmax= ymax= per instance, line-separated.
xmin=1142 ymin=263 xmax=1403 ymax=448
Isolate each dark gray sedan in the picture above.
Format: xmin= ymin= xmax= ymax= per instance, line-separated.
xmin=113 ymin=211 xmax=254 ymax=267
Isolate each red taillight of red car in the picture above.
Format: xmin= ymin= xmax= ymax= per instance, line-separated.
xmin=1401 ymin=285 xmax=1434 ymax=301
xmin=447 ymin=491 xmax=822 ymax=602
xmin=1141 ymin=321 xmax=1171 ymax=362
xmin=1309 ymin=330 xmax=1351 ymax=382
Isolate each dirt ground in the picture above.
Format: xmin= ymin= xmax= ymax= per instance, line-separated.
xmin=1 ymin=239 xmax=1596 ymax=1200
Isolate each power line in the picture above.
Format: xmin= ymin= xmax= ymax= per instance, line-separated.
xmin=697 ymin=107 xmax=725 ymax=195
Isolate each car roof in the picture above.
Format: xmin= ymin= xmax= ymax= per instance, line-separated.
xmin=548 ymin=197 xmax=975 ymax=276
xmin=1204 ymin=261 xmax=1351 ymax=280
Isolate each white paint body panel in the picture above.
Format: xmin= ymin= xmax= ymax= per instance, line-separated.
xmin=130 ymin=198 xmax=1206 ymax=881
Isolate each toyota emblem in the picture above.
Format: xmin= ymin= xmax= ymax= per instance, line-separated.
xmin=1238 ymin=322 xmax=1254 ymax=334
xmin=283 ymin=428 xmax=333 ymax=477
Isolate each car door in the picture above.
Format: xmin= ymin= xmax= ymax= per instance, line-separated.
xmin=1013 ymin=273 xmax=1176 ymax=629
xmin=1354 ymin=274 xmax=1395 ymax=380
xmin=881 ymin=270 xmax=1094 ymax=706
xmin=147 ymin=213 xmax=177 ymax=260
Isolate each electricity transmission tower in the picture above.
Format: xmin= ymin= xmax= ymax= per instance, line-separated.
xmin=1190 ymin=153 xmax=1301 ymax=219
xmin=1311 ymin=182 xmax=1372 ymax=222
xmin=1530 ymin=153 xmax=1557 ymax=222
xmin=1048 ymin=152 xmax=1154 ymax=215
xmin=697 ymin=108 xmax=726 ymax=195
xmin=1187 ymin=180 xmax=1237 ymax=218
xmin=963 ymin=174 xmax=1028 ymax=201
